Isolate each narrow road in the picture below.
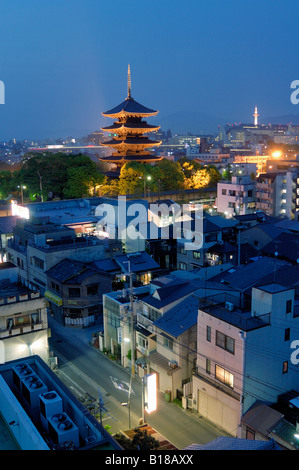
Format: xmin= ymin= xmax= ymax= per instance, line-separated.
xmin=48 ymin=317 xmax=229 ymax=449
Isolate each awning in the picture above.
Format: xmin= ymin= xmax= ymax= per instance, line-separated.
xmin=44 ymin=290 xmax=63 ymax=306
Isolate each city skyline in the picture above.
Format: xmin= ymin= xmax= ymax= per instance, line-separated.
xmin=0 ymin=0 xmax=299 ymax=139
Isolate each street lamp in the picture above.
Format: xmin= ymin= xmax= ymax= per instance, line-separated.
xmin=17 ymin=184 xmax=26 ymax=204
xmin=144 ymin=175 xmax=151 ymax=198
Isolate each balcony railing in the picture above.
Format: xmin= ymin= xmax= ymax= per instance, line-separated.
xmin=198 ymin=295 xmax=271 ymax=331
xmin=192 ymin=368 xmax=240 ymax=401
xmin=0 ymin=320 xmax=46 ymax=338
xmin=137 ymin=313 xmax=155 ymax=333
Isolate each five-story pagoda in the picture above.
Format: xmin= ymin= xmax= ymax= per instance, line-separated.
xmin=100 ymin=66 xmax=163 ymax=168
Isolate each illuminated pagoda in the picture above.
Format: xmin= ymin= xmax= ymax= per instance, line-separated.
xmin=100 ymin=65 xmax=163 ymax=168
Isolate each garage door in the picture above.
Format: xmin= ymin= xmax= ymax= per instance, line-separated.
xmin=198 ymin=390 xmax=238 ymax=436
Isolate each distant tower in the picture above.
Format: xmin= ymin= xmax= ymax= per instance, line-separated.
xmin=100 ymin=65 xmax=163 ymax=168
xmin=253 ymin=106 xmax=259 ymax=126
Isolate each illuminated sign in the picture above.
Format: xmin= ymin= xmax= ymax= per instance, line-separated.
xmin=11 ymin=201 xmax=30 ymax=219
xmin=144 ymin=372 xmax=157 ymax=414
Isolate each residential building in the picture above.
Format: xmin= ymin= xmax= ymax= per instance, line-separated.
xmin=102 ymin=284 xmax=152 ymax=366
xmin=45 ymin=258 xmax=112 ymax=327
xmin=102 ymin=274 xmax=202 ymax=392
xmin=0 ymin=356 xmax=122 ymax=450
xmin=6 ymin=216 xmax=119 ymax=293
xmin=241 ymin=400 xmax=299 ymax=450
xmin=90 ymin=251 xmax=161 ymax=288
xmin=238 ymin=222 xmax=288 ymax=252
xmin=146 ymin=294 xmax=198 ymax=399
xmin=216 ymin=175 xmax=256 ymax=217
xmin=177 ymin=216 xmax=222 ymax=270
xmin=135 ymin=277 xmax=203 ymax=391
xmin=256 ymin=171 xmax=299 ymax=219
xmin=0 ymin=263 xmax=49 ymax=364
xmin=0 ymin=215 xmax=17 ymax=262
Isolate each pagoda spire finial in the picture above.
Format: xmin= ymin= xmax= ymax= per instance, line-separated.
xmin=127 ymin=64 xmax=132 ymax=99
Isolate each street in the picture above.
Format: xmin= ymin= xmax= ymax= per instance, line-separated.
xmin=48 ymin=316 xmax=229 ymax=449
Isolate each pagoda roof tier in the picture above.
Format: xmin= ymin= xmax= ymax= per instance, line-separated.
xmin=101 ymin=137 xmax=161 ymax=149
xmin=99 ymin=154 xmax=163 ymax=166
xmin=102 ymin=97 xmax=158 ymax=118
xmin=101 ymin=122 xmax=160 ymax=134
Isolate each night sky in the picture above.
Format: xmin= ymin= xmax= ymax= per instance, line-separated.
xmin=0 ymin=0 xmax=299 ymax=139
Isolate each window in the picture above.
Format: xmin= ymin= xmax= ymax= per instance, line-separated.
xmin=34 ymin=257 xmax=44 ymax=270
xmin=68 ymin=287 xmax=81 ymax=298
xmin=246 ymin=428 xmax=255 ymax=440
xmin=178 ymin=245 xmax=186 ymax=255
xmin=163 ymin=335 xmax=173 ymax=351
xmin=206 ymin=358 xmax=211 ymax=374
xmin=51 ymin=281 xmax=60 ymax=293
xmin=216 ymin=331 xmax=235 ymax=354
xmin=286 ymin=300 xmax=292 ymax=313
xmin=206 ymin=325 xmax=211 ymax=342
xmin=283 ymin=361 xmax=288 ymax=374
xmin=179 ymin=262 xmax=187 ymax=271
xmin=138 ymin=336 xmax=148 ymax=349
xmin=222 ymin=189 xmax=227 ymax=195
xmin=193 ymin=251 xmax=201 ymax=259
xmin=285 ymin=328 xmax=290 ymax=341
xmin=87 ymin=284 xmax=98 ymax=296
xmin=215 ymin=364 xmax=234 ymax=388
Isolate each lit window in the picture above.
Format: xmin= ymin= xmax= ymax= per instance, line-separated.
xmin=215 ymin=365 xmax=234 ymax=388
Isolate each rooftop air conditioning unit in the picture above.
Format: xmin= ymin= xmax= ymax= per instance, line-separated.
xmin=21 ymin=375 xmax=48 ymax=411
xmin=168 ymin=360 xmax=178 ymax=369
xmin=48 ymin=412 xmax=79 ymax=449
xmin=12 ymin=363 xmax=35 ymax=392
xmin=39 ymin=391 xmax=63 ymax=432
xmin=225 ymin=301 xmax=234 ymax=311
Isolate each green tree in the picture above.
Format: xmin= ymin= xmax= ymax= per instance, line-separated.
xmin=114 ymin=428 xmax=160 ymax=450
xmin=118 ymin=162 xmax=146 ymax=195
xmin=0 ymin=171 xmax=18 ymax=199
xmin=152 ymin=159 xmax=184 ymax=191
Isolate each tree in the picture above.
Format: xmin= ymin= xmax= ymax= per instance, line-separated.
xmin=114 ymin=428 xmax=160 ymax=450
xmin=0 ymin=171 xmax=18 ymax=199
xmin=19 ymin=152 xmax=105 ymax=200
xmin=152 ymin=159 xmax=184 ymax=191
xmin=118 ymin=162 xmax=146 ymax=195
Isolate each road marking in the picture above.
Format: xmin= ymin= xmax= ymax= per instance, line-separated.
xmin=110 ymin=376 xmax=135 ymax=395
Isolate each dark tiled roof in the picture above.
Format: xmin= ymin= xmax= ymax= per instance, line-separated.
xmin=102 ymin=97 xmax=158 ymax=117
xmin=45 ymin=258 xmax=104 ymax=283
xmin=184 ymin=437 xmax=281 ymax=450
xmin=142 ymin=279 xmax=200 ymax=308
xmin=0 ymin=216 xmax=18 ymax=234
xmin=262 ymin=232 xmax=299 ymax=262
xmin=153 ymin=294 xmax=198 ymax=337
xmin=210 ymin=257 xmax=289 ymax=291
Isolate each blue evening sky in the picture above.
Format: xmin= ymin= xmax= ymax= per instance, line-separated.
xmin=0 ymin=0 xmax=298 ymax=139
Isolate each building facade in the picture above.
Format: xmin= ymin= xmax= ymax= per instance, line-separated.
xmin=216 ymin=175 xmax=256 ymax=217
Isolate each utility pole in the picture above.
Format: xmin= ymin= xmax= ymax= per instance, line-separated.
xmin=124 ymin=260 xmax=135 ymax=375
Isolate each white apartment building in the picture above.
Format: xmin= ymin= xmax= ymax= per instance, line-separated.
xmin=256 ymin=170 xmax=299 ymax=219
xmin=0 ymin=263 xmax=49 ymax=364
xmin=216 ymin=175 xmax=256 ymax=217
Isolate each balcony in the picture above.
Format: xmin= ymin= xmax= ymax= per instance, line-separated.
xmin=192 ymin=367 xmax=240 ymax=401
xmin=198 ymin=295 xmax=271 ymax=331
xmin=137 ymin=313 xmax=155 ymax=333
xmin=0 ymin=320 xmax=46 ymax=339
